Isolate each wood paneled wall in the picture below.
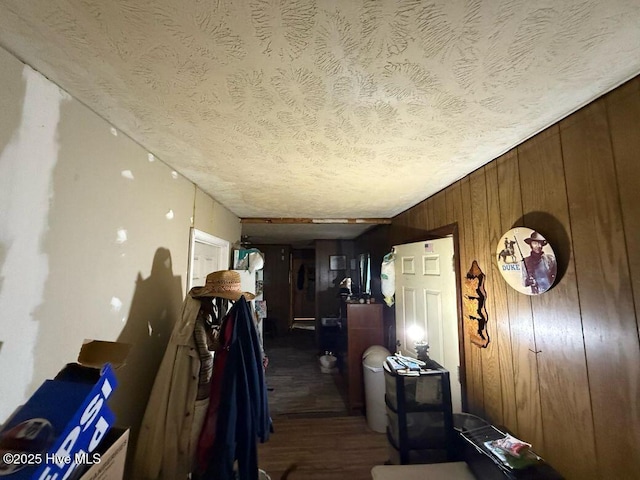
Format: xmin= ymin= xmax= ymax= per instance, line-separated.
xmin=361 ymin=78 xmax=640 ymax=479
xmin=355 ymin=225 xmax=394 ymax=351
xmin=253 ymin=244 xmax=291 ymax=334
xmin=315 ymin=239 xmax=355 ymax=321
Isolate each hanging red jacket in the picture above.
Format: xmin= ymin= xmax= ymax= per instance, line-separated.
xmin=195 ymin=296 xmax=271 ymax=480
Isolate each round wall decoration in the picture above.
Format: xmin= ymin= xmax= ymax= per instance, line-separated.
xmin=496 ymin=228 xmax=557 ymax=295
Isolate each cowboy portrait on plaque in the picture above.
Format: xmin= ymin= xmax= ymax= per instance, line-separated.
xmin=497 ymin=228 xmax=557 ymax=295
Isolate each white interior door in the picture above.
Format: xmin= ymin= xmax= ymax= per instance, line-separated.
xmin=394 ymin=237 xmax=461 ymax=413
xmin=187 ymin=228 xmax=230 ymax=292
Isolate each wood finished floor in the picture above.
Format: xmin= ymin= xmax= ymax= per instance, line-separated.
xmin=258 ymin=329 xmax=389 ymax=480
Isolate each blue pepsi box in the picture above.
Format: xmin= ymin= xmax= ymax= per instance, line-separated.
xmin=0 ymin=341 xmax=129 ymax=480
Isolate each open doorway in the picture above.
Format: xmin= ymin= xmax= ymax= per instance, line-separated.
xmin=291 ymin=248 xmax=316 ymax=330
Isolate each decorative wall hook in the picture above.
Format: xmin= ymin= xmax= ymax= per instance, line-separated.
xmin=463 ymin=260 xmax=490 ymax=348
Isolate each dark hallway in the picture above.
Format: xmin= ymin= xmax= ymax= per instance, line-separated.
xmin=263 ymin=328 xmax=348 ymax=417
xmin=258 ymin=328 xmax=389 ymax=480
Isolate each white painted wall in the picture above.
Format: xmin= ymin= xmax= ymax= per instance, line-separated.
xmin=0 ymin=50 xmax=67 ymax=422
xmin=194 ymin=186 xmax=241 ymax=265
xmin=0 ymin=46 xmax=240 ymax=445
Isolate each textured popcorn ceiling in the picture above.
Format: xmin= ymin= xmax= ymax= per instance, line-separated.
xmin=1 ymin=1 xmax=640 ymax=243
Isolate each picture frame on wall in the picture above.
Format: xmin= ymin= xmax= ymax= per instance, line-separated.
xmin=329 ymin=255 xmax=347 ymax=270
xmin=496 ymin=227 xmax=557 ymax=295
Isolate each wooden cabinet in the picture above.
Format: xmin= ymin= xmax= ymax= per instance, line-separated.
xmin=345 ymin=303 xmax=384 ymax=413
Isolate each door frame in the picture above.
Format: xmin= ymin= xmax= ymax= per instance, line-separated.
xmin=186 ymin=228 xmax=230 ymax=292
xmin=395 ymin=222 xmax=467 ymax=413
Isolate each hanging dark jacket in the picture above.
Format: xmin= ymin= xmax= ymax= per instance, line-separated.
xmin=296 ymin=264 xmax=305 ymax=290
xmin=199 ymin=296 xmax=270 ymax=480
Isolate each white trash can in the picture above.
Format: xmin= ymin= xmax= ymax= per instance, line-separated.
xmin=362 ymin=345 xmax=391 ymax=433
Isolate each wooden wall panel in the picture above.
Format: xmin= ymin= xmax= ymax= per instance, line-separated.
xmin=432 ymin=190 xmax=447 ymax=229
xmin=561 ymin=100 xmax=640 ymax=479
xmin=607 ymin=83 xmax=640 ymax=466
xmin=424 ymin=200 xmax=433 ymax=232
xmin=354 ymin=224 xmax=394 ymax=351
xmin=255 ymin=244 xmax=292 ymax=334
xmin=519 ymin=127 xmax=597 ymax=478
xmin=410 ymin=202 xmax=427 ymax=241
xmin=315 ymin=240 xmax=355 ymax=322
xmin=607 ymin=81 xmax=640 ymax=476
xmin=608 ymin=78 xmax=640 ymax=340
xmin=485 ymin=161 xmax=517 ymax=432
xmin=407 ymin=204 xmax=420 ymax=236
xmin=396 ymin=210 xmax=415 ymax=246
xmin=445 ymin=182 xmax=461 ymax=228
xmin=469 ymin=169 xmax=503 ymax=425
xmin=460 ymin=176 xmax=484 ymax=415
xmin=381 ymin=76 xmax=640 ymax=479
xmin=444 ymin=181 xmax=468 ymax=412
xmin=420 ymin=198 xmax=432 ymax=227
xmin=391 ymin=212 xmax=407 ymax=246
xmin=496 ymin=152 xmax=544 ymax=453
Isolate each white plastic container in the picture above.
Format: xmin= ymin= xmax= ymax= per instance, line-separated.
xmin=362 ymin=345 xmax=391 ymax=432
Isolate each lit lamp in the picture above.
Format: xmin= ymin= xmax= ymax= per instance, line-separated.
xmin=407 ymin=324 xmax=430 ymax=363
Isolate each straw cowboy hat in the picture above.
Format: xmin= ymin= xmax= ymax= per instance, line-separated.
xmin=524 ymin=231 xmax=548 ymax=246
xmin=190 ymin=270 xmax=256 ymax=301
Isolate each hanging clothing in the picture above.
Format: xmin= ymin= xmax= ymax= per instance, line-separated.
xmin=197 ymin=296 xmax=271 ymax=480
xmin=133 ymin=292 xmax=206 ymax=480
xmin=296 ymin=264 xmax=305 ymax=290
xmin=194 ymin=310 xmax=216 ymax=400
xmin=195 ymin=307 xmax=235 ymax=473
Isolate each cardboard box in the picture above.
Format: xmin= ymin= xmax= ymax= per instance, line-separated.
xmin=0 ymin=341 xmax=130 ymax=480
xmin=72 ymin=428 xmax=129 ymax=480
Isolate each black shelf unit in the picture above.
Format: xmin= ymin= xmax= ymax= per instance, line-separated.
xmin=384 ymin=358 xmax=456 ymax=465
